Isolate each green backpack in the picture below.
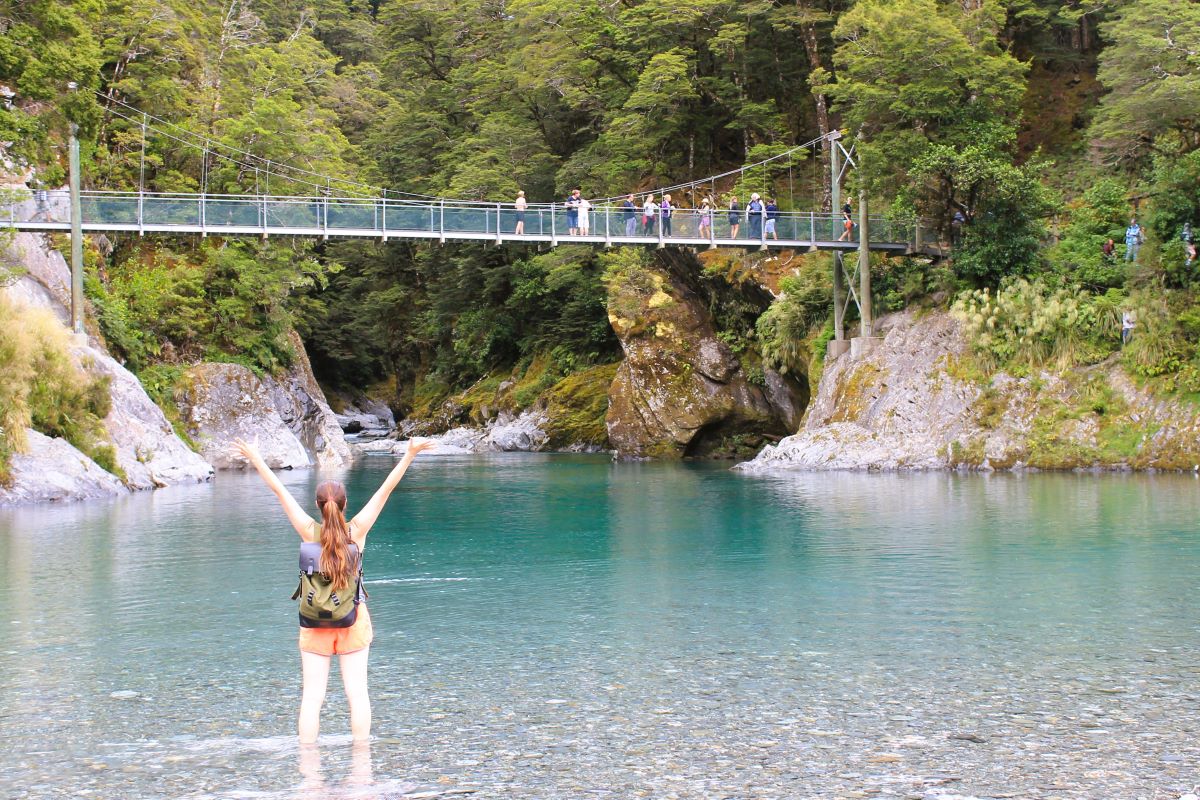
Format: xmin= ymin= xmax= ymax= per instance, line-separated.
xmin=292 ymin=541 xmax=367 ymax=628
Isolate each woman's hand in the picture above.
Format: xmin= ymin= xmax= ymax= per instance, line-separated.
xmin=232 ymin=437 xmax=265 ymax=467
xmin=405 ymin=438 xmax=436 ymax=457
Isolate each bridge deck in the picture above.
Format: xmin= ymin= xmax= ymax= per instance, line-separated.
xmin=4 ymin=191 xmax=924 ymax=252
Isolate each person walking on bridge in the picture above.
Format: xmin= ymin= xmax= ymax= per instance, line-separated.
xmin=747 ymin=193 xmax=764 ymax=240
xmin=623 ymin=194 xmax=637 ymax=237
xmin=643 ymin=194 xmax=657 ymax=236
xmin=765 ymin=198 xmax=779 ymax=240
xmin=728 ymin=195 xmax=741 ymax=239
xmin=698 ymin=197 xmax=713 ymax=239
xmin=660 ymin=194 xmax=674 ymax=237
xmin=514 ymin=190 xmax=527 ymax=235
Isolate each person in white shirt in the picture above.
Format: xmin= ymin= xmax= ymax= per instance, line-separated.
xmin=578 ymin=196 xmax=591 ymax=235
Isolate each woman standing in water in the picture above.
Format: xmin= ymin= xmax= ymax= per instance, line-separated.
xmin=234 ymin=437 xmax=434 ymax=743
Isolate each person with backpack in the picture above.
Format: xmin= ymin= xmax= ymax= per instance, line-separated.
xmin=1125 ymin=218 xmax=1143 ymax=262
xmin=233 ymin=436 xmax=435 ymax=743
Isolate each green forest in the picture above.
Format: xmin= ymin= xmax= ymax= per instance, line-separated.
xmin=4 ymin=0 xmax=1200 ymax=437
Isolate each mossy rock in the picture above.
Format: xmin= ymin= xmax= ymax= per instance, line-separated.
xmin=540 ymin=362 xmax=620 ymax=449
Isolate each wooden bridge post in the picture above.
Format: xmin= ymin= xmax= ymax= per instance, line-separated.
xmin=858 ymin=190 xmax=871 ymax=337
xmin=68 ymin=119 xmax=84 ymax=336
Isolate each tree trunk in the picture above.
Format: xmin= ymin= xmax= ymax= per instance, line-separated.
xmin=802 ymin=23 xmax=832 ymax=211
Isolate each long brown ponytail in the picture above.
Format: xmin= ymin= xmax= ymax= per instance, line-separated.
xmin=315 ymin=481 xmax=355 ymax=591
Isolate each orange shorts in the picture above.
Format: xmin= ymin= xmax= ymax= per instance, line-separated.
xmin=298 ymin=603 xmax=373 ymax=656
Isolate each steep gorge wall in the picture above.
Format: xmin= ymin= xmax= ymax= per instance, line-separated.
xmin=740 ymin=307 xmax=1200 ymax=473
xmin=604 ymin=249 xmax=808 ymax=459
xmin=0 ymin=229 xmax=350 ymax=506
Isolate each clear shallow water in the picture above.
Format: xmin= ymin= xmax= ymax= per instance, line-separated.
xmin=1 ymin=455 xmax=1198 ymax=799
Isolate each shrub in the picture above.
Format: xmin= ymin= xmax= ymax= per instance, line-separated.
xmin=951 ymin=278 xmax=1121 ymax=374
xmin=0 ymin=296 xmax=122 ymax=484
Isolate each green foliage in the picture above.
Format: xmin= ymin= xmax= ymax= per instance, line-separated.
xmin=755 ymin=269 xmax=831 ymax=376
xmin=0 ymin=296 xmax=122 ymax=484
xmin=1091 ymin=0 xmax=1200 ymax=164
xmin=951 ymin=279 xmax=1122 ymax=374
xmin=1047 ymin=179 xmax=1131 ymax=290
xmin=88 ymin=239 xmax=327 ymax=374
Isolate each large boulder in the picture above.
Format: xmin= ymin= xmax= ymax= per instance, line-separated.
xmin=261 ymin=330 xmax=353 ymax=467
xmin=0 ymin=430 xmax=126 ymax=506
xmin=86 ymin=348 xmax=214 ymax=489
xmin=604 ymin=250 xmax=807 ymax=458
xmin=738 ymin=306 xmax=1200 ymax=473
xmin=1 ymin=230 xmax=212 ymax=502
xmin=176 ymin=362 xmax=311 ymax=470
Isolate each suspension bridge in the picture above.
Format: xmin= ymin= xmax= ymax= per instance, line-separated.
xmin=3 ymin=189 xmax=926 ymax=252
xmin=3 ymin=92 xmax=943 ymax=354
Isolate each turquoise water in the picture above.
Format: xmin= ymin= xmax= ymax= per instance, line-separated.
xmin=1 ymin=455 xmax=1198 ymax=798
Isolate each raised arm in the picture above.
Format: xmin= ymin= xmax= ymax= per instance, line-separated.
xmin=349 ymin=439 xmax=435 ymax=544
xmin=233 ymin=438 xmax=316 ymax=539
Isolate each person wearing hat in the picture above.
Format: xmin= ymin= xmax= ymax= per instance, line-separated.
xmin=747 ymin=193 xmax=764 ymax=240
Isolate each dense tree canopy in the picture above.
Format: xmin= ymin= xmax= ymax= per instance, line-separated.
xmin=6 ymin=0 xmax=1200 ymax=399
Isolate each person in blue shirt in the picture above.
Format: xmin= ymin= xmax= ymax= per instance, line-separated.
xmin=747 ymin=193 xmax=764 ymax=239
xmin=1125 ymin=218 xmax=1143 ymax=262
xmin=764 ymin=198 xmax=779 ymax=240
xmin=565 ymin=189 xmax=581 ymax=235
xmin=622 ymin=194 xmax=637 ymax=237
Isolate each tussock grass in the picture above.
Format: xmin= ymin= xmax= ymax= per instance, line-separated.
xmin=0 ymin=296 xmax=122 ymax=486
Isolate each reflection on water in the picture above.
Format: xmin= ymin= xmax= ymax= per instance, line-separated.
xmin=1 ymin=456 xmax=1198 ymax=798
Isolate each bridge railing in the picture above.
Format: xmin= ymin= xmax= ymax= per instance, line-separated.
xmin=3 ymin=190 xmax=927 ymax=247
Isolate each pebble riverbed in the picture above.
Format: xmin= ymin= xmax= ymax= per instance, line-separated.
xmin=9 ymin=635 xmax=1198 ymax=799
xmin=3 ymin=462 xmax=1198 ymax=799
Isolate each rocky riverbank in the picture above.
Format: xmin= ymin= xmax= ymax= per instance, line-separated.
xmin=0 ymin=229 xmax=350 ymax=506
xmin=739 ymin=306 xmax=1200 ymax=473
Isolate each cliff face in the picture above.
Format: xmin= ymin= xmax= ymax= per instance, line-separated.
xmin=0 ymin=228 xmax=350 ymax=506
xmin=1 ymin=232 xmax=214 ymax=505
xmin=739 ymin=307 xmax=1200 ymax=473
xmin=604 ymin=249 xmax=808 ymax=459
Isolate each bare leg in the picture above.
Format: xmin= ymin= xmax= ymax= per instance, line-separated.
xmin=298 ymin=742 xmax=324 ymax=796
xmin=299 ymin=650 xmax=332 ymax=743
xmin=339 ymin=646 xmax=372 ymax=740
xmin=347 ymin=739 xmax=374 ymax=787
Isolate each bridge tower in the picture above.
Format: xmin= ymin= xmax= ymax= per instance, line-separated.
xmin=825 ymin=130 xmax=879 ymax=360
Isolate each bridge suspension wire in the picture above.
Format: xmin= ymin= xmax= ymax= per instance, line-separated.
xmin=95 ymin=91 xmax=845 ymax=210
xmin=587 ymin=132 xmax=831 ymax=206
xmin=97 ymin=92 xmax=440 ymax=201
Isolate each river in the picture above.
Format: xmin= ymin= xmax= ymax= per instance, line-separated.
xmin=1 ymin=454 xmax=1197 ymax=798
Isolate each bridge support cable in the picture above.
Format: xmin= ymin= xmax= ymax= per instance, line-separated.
xmin=858 ymin=190 xmax=872 ymax=337
xmin=138 ymin=112 xmax=147 ymax=236
xmin=830 ymin=132 xmax=845 ymax=342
